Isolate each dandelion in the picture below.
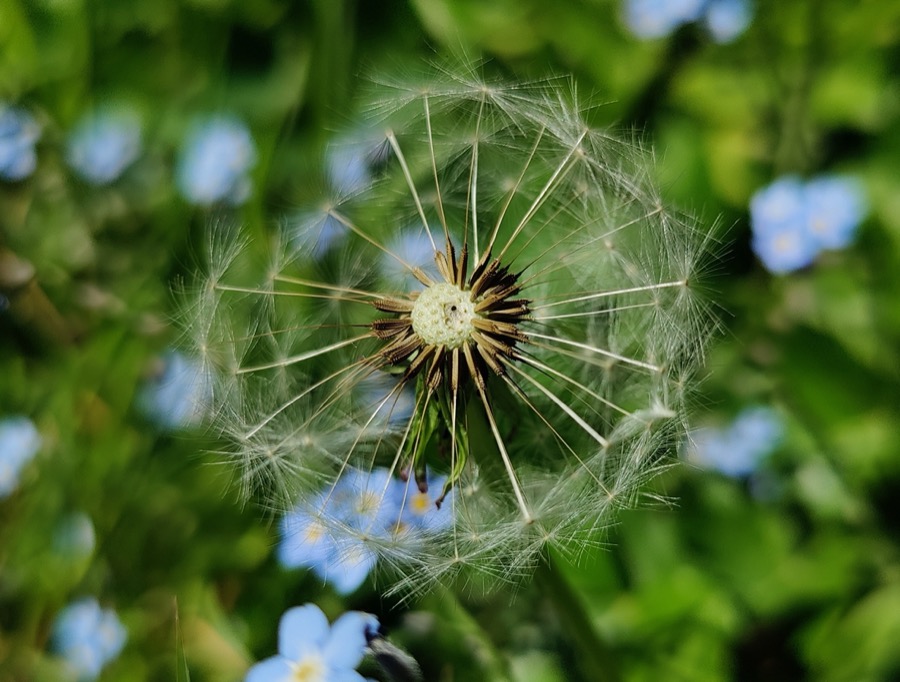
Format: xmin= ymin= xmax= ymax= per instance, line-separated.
xmin=245 ymin=603 xmax=378 ymax=682
xmin=189 ymin=62 xmax=713 ymax=594
xmin=51 ymin=597 xmax=127 ymax=681
xmin=177 ymin=115 xmax=256 ymax=206
xmin=66 ymin=107 xmax=141 ymax=185
xmin=0 ymin=415 xmax=41 ymax=498
xmin=0 ymin=103 xmax=41 ymax=181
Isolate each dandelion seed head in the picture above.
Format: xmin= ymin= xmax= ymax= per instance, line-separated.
xmin=189 ymin=59 xmax=714 ymax=595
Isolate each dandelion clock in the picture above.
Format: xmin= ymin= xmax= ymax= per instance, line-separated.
xmin=186 ymin=61 xmax=714 ymax=596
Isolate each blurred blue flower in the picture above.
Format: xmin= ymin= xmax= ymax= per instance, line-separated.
xmin=705 ymin=0 xmax=753 ymax=43
xmin=326 ymin=130 xmax=392 ymax=196
xmin=750 ymin=175 xmax=866 ymax=273
xmin=0 ymin=416 xmax=41 ymax=498
xmin=357 ymin=373 xmax=415 ymax=426
xmin=689 ymin=406 xmax=783 ymax=477
xmin=382 ymin=228 xmax=442 ymax=289
xmin=804 ymin=176 xmax=867 ymax=250
xmin=177 ymin=116 xmax=256 ymax=206
xmin=66 ymin=108 xmax=141 ymax=185
xmin=623 ymin=0 xmax=704 ymax=39
xmin=279 ymin=468 xmax=399 ymax=594
xmin=277 ymin=490 xmax=377 ymax=596
xmin=291 ymin=211 xmax=348 ymax=260
xmin=51 ymin=598 xmax=126 ymax=681
xmin=279 ymin=467 xmax=459 ymax=593
xmin=0 ymin=103 xmax=41 ymax=181
xmin=53 ymin=513 xmax=97 ymax=559
xmin=623 ymin=0 xmax=752 ymax=42
xmin=245 ymin=603 xmax=378 ymax=682
xmin=138 ymin=351 xmax=211 ymax=430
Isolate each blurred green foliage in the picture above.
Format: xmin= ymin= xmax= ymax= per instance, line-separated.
xmin=2 ymin=0 xmax=900 ymax=680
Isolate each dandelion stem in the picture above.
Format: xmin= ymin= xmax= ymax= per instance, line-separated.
xmin=535 ymin=555 xmax=621 ymax=682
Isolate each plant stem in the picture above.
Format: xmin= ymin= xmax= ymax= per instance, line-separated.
xmin=535 ymin=554 xmax=621 ymax=682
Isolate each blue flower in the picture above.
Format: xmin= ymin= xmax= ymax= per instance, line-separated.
xmin=804 ymin=176 xmax=866 ymax=250
xmin=623 ymin=0 xmax=752 ymax=42
xmin=278 ymin=489 xmax=379 ymax=596
xmin=177 ymin=116 xmax=256 ymax=206
xmin=278 ymin=469 xmax=399 ymax=594
xmin=278 ymin=467 xmax=456 ymax=592
xmin=688 ymin=406 xmax=783 ymax=478
xmin=357 ymin=373 xmax=415 ymax=426
xmin=623 ymin=0 xmax=705 ymax=39
xmin=138 ymin=351 xmax=211 ymax=430
xmin=0 ymin=416 xmax=41 ymax=498
xmin=291 ymin=211 xmax=348 ymax=260
xmin=66 ymin=108 xmax=141 ymax=185
xmin=325 ymin=130 xmax=392 ymax=196
xmin=51 ymin=598 xmax=127 ymax=681
xmin=382 ymin=229 xmax=442 ymax=290
xmin=245 ymin=603 xmax=378 ymax=682
xmin=705 ymin=0 xmax=753 ymax=43
xmin=750 ymin=175 xmax=867 ymax=273
xmin=0 ymin=103 xmax=41 ymax=181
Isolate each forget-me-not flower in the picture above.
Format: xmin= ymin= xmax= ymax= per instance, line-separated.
xmin=623 ymin=0 xmax=752 ymax=42
xmin=278 ymin=467 xmax=453 ymax=593
xmin=279 ymin=468 xmax=399 ymax=594
xmin=291 ymin=211 xmax=348 ymax=260
xmin=804 ymin=176 xmax=867 ymax=250
xmin=688 ymin=406 xmax=783 ymax=478
xmin=326 ymin=130 xmax=392 ymax=196
xmin=245 ymin=603 xmax=378 ymax=682
xmin=750 ymin=175 xmax=866 ymax=273
xmin=0 ymin=103 xmax=41 ymax=181
xmin=51 ymin=598 xmax=127 ymax=681
xmin=704 ymin=0 xmax=753 ymax=43
xmin=66 ymin=108 xmax=141 ymax=185
xmin=138 ymin=351 xmax=211 ymax=430
xmin=177 ymin=116 xmax=256 ymax=206
xmin=0 ymin=416 xmax=41 ymax=498
xmin=382 ymin=229 xmax=442 ymax=289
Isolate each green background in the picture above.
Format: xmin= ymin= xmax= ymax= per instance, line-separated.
xmin=2 ymin=1 xmax=899 ymax=680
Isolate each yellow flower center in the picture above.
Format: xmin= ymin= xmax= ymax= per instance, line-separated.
xmin=291 ymin=655 xmax=325 ymax=682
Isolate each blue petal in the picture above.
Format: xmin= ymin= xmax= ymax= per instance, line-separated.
xmin=278 ymin=604 xmax=329 ymax=660
xmin=328 ymin=671 xmax=369 ymax=682
xmin=322 ymin=611 xmax=379 ymax=670
xmin=317 ymin=542 xmax=377 ymax=595
xmin=244 ymin=656 xmax=295 ymax=682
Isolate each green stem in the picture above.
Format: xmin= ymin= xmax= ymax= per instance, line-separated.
xmin=535 ymin=555 xmax=621 ymax=682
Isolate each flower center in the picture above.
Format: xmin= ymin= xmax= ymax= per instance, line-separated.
xmin=410 ymin=282 xmax=477 ymax=349
xmin=291 ymin=654 xmax=325 ymax=682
